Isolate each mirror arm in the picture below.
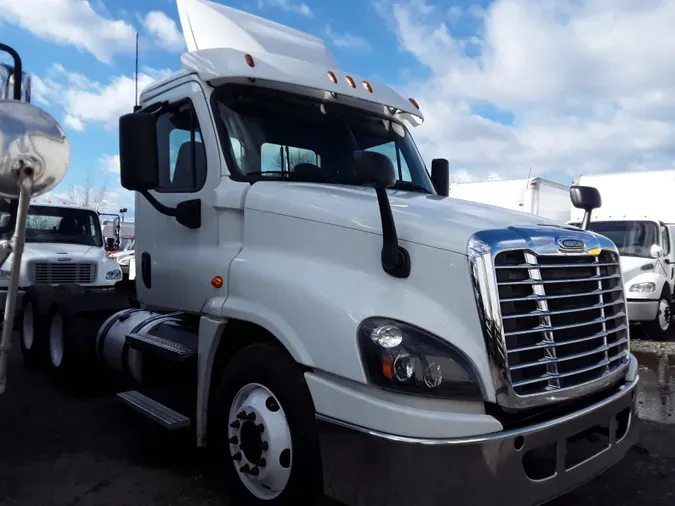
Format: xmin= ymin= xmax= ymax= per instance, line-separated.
xmin=580 ymin=210 xmax=591 ymax=231
xmin=0 ymin=170 xmax=33 ymax=393
xmin=139 ymin=190 xmax=201 ymax=230
xmin=375 ymin=187 xmax=410 ymax=278
xmin=0 ymin=43 xmax=22 ymax=100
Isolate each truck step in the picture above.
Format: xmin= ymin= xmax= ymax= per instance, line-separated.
xmin=125 ymin=332 xmax=197 ymax=361
xmin=117 ymin=390 xmax=191 ymax=430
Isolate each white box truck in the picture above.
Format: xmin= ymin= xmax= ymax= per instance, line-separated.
xmin=569 ymin=170 xmax=675 ymax=339
xmin=449 ymin=177 xmax=571 ymax=223
xmin=15 ymin=1 xmax=640 ymax=505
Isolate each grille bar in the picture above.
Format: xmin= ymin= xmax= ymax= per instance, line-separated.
xmin=504 ymin=311 xmax=626 ymax=337
xmin=498 ymin=273 xmax=621 ymax=286
xmin=494 ymin=249 xmax=629 ymax=398
xmin=500 ymin=286 xmax=623 ymax=303
xmin=502 ymin=299 xmax=624 ymax=319
xmin=507 ymin=325 xmax=628 ymax=353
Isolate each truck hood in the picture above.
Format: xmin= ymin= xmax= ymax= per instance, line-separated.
xmin=619 ymin=255 xmax=659 ymax=283
xmin=22 ymin=243 xmax=104 ymax=260
xmin=245 ymin=183 xmax=573 ymax=254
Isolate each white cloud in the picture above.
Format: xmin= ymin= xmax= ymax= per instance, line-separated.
xmin=143 ymin=10 xmax=185 ymax=52
xmin=99 ymin=153 xmax=120 ymax=174
xmin=35 ymin=64 xmax=172 ymax=131
xmin=325 ymin=26 xmax=371 ymax=51
xmin=259 ymin=0 xmax=313 ymax=17
xmin=381 ymin=0 xmax=675 ymax=181
xmin=0 ymin=0 xmax=136 ymax=64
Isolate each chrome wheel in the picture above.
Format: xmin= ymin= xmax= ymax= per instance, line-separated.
xmin=227 ymin=383 xmax=293 ymax=500
xmin=22 ymin=302 xmax=34 ymax=351
xmin=49 ymin=312 xmax=64 ymax=368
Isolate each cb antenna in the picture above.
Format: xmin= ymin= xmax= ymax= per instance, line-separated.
xmin=133 ymin=32 xmax=141 ymax=112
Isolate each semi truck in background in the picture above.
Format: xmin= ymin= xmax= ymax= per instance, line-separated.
xmin=449 ymin=177 xmax=571 ymax=223
xmin=0 ymin=42 xmax=72 ymax=393
xmin=7 ymin=1 xmax=641 ymax=505
xmin=569 ymin=170 xmax=675 ymax=339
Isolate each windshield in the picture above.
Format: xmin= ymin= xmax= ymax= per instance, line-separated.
xmin=212 ymin=85 xmax=434 ymax=193
xmin=0 ymin=202 xmax=103 ymax=247
xmin=584 ymin=220 xmax=659 ymax=258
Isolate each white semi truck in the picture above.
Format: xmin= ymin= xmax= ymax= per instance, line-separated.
xmin=569 ymin=170 xmax=675 ymax=339
xmin=449 ymin=177 xmax=571 ymax=223
xmin=20 ymin=1 xmax=640 ymax=505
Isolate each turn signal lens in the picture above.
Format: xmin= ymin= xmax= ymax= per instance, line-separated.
xmin=211 ymin=276 xmax=224 ymax=289
xmin=409 ymin=97 xmax=420 ymax=109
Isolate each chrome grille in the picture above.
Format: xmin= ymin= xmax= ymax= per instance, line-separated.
xmin=495 ymin=250 xmax=629 ymax=397
xmin=29 ymin=262 xmax=97 ymax=284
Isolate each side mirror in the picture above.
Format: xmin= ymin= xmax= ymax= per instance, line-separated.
xmin=431 ymin=158 xmax=449 ymax=197
xmin=119 ymin=112 xmax=159 ymax=191
xmin=353 ymin=150 xmax=396 ymax=188
xmin=570 ymin=185 xmax=602 ymax=231
xmin=651 ymin=244 xmax=664 ymax=259
xmin=105 ymin=237 xmax=115 ymax=251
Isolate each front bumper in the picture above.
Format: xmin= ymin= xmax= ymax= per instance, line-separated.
xmin=627 ymin=298 xmax=659 ymax=322
xmin=317 ymin=376 xmax=639 ymax=506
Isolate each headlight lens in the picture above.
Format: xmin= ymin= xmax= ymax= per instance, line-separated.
xmin=106 ymin=269 xmax=122 ymax=280
xmin=358 ymin=317 xmax=484 ymax=400
xmin=0 ymin=270 xmax=10 ymax=281
xmin=629 ymin=282 xmax=656 ymax=293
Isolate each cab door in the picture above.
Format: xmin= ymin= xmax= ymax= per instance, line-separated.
xmin=134 ymin=78 xmax=220 ymax=312
xmin=665 ymin=225 xmax=675 ymax=290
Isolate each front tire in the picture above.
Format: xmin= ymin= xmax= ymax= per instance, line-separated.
xmin=211 ymin=343 xmax=322 ymax=505
xmin=646 ymin=296 xmax=673 ymax=340
xmin=19 ymin=286 xmax=55 ymax=368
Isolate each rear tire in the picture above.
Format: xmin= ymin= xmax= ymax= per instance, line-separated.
xmin=210 ymin=343 xmax=322 ymax=505
xmin=19 ymin=285 xmax=55 ymax=368
xmin=646 ymin=296 xmax=673 ymax=340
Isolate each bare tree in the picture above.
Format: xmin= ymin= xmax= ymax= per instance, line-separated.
xmin=272 ymin=146 xmax=317 ymax=172
xmin=63 ymin=170 xmax=111 ymax=211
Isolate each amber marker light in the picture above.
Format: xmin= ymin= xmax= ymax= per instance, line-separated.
xmin=211 ymin=276 xmax=224 ymax=289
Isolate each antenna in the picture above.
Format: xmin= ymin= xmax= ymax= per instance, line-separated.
xmin=133 ymin=32 xmax=140 ymax=112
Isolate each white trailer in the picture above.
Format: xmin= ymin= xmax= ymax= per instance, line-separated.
xmin=18 ymin=2 xmax=639 ymax=505
xmin=449 ymin=177 xmax=571 ymax=223
xmin=569 ymin=170 xmax=675 ymax=339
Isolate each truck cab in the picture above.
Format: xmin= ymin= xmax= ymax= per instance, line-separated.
xmin=569 ymin=171 xmax=675 ymax=338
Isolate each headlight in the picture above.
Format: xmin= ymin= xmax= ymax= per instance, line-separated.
xmin=358 ymin=317 xmax=484 ymax=400
xmin=0 ymin=270 xmax=10 ymax=281
xmin=629 ymin=282 xmax=656 ymax=293
xmin=106 ymin=269 xmax=122 ymax=281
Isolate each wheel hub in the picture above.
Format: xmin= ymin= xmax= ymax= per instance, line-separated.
xmin=228 ymin=383 xmax=293 ymax=500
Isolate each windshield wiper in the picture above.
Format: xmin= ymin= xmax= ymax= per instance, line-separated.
xmin=391 ymin=181 xmax=431 ymax=194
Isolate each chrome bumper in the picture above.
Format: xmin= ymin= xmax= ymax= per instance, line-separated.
xmin=317 ymin=377 xmax=639 ymax=506
xmin=626 ymin=299 xmax=659 ymax=322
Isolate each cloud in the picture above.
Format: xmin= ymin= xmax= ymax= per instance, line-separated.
xmin=259 ymin=0 xmax=313 ymax=17
xmin=380 ymin=0 xmax=675 ymax=182
xmin=0 ymin=0 xmax=136 ymax=64
xmin=35 ymin=64 xmax=172 ymax=132
xmin=325 ymin=26 xmax=371 ymax=51
xmin=143 ymin=11 xmax=185 ymax=52
xmin=99 ymin=153 xmax=120 ymax=174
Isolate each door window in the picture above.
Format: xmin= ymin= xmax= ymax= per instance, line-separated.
xmin=155 ymin=101 xmax=207 ymax=193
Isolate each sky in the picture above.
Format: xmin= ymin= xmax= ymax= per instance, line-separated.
xmin=2 ymin=0 xmax=674 ymax=221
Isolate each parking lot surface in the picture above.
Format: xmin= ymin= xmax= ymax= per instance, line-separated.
xmin=0 ymin=335 xmax=674 ymax=506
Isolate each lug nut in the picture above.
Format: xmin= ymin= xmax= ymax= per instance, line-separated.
xmin=260 ymin=441 xmax=269 ymax=451
xmin=258 ymin=458 xmax=267 ymax=468
xmin=232 ymin=452 xmax=242 ymax=462
xmin=247 ymin=412 xmax=256 ymax=422
xmin=229 ymin=436 xmax=239 ymax=445
xmin=256 ymin=423 xmax=265 ymax=433
xmin=249 ymin=466 xmax=260 ymax=476
xmin=230 ymin=420 xmax=240 ymax=429
xmin=239 ymin=464 xmax=250 ymax=474
xmin=236 ymin=411 xmax=247 ymax=420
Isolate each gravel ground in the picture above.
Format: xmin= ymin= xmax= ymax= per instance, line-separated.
xmin=0 ymin=333 xmax=674 ymax=506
